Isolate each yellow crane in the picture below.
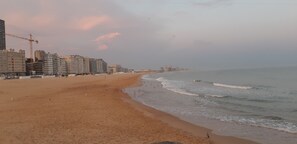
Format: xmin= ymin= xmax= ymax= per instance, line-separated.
xmin=5 ymin=33 xmax=39 ymax=59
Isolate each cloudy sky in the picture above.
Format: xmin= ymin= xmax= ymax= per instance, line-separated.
xmin=1 ymin=0 xmax=297 ymax=70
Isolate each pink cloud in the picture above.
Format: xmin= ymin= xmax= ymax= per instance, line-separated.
xmin=95 ymin=32 xmax=120 ymax=42
xmin=94 ymin=32 xmax=121 ymax=51
xmin=76 ymin=16 xmax=110 ymax=31
xmin=97 ymin=44 xmax=109 ymax=51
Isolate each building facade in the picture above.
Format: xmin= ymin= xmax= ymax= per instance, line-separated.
xmin=33 ymin=61 xmax=44 ymax=75
xmin=52 ymin=53 xmax=59 ymax=75
xmin=0 ymin=19 xmax=6 ymax=50
xmin=101 ymin=59 xmax=108 ymax=73
xmin=57 ymin=57 xmax=67 ymax=75
xmin=43 ymin=53 xmax=54 ymax=75
xmin=65 ymin=55 xmax=78 ymax=74
xmin=65 ymin=55 xmax=92 ymax=75
xmin=34 ymin=50 xmax=46 ymax=61
xmin=89 ymin=58 xmax=97 ymax=74
xmin=88 ymin=58 xmax=107 ymax=74
xmin=25 ymin=58 xmax=34 ymax=75
xmin=96 ymin=59 xmax=107 ymax=73
xmin=77 ymin=55 xmax=84 ymax=74
xmin=83 ymin=57 xmax=90 ymax=74
xmin=0 ymin=49 xmax=26 ymax=75
xmin=108 ymin=64 xmax=121 ymax=73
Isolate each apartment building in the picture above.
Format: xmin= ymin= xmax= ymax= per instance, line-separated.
xmin=34 ymin=50 xmax=46 ymax=61
xmin=57 ymin=57 xmax=67 ymax=75
xmin=64 ymin=55 xmax=78 ymax=74
xmin=83 ymin=57 xmax=90 ymax=74
xmin=43 ymin=53 xmax=54 ymax=75
xmin=96 ymin=59 xmax=107 ymax=73
xmin=0 ymin=49 xmax=26 ymax=76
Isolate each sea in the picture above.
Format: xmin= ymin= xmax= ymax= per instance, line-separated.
xmin=124 ymin=67 xmax=297 ymax=144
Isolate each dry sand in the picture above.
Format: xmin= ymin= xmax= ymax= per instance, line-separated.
xmin=0 ymin=74 xmax=257 ymax=144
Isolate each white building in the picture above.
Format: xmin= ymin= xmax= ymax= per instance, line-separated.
xmin=77 ymin=55 xmax=84 ymax=74
xmin=43 ymin=53 xmax=54 ymax=75
xmin=108 ymin=64 xmax=121 ymax=73
xmin=65 ymin=55 xmax=78 ymax=74
xmin=57 ymin=57 xmax=67 ymax=75
xmin=83 ymin=57 xmax=90 ymax=74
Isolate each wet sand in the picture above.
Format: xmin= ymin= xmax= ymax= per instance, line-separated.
xmin=0 ymin=74 xmax=256 ymax=144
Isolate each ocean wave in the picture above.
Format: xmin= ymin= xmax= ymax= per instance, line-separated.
xmin=248 ymin=99 xmax=274 ymax=103
xmin=263 ymin=116 xmax=283 ymax=121
xmin=141 ymin=75 xmax=155 ymax=81
xmin=213 ymin=83 xmax=252 ymax=90
xmin=218 ymin=116 xmax=297 ymax=134
xmin=156 ymin=77 xmax=198 ymax=96
xmin=193 ymin=80 xmax=253 ymax=90
xmin=206 ymin=94 xmax=227 ymax=98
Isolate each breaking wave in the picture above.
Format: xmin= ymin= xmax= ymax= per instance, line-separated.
xmin=141 ymin=75 xmax=156 ymax=81
xmin=213 ymin=83 xmax=252 ymax=90
xmin=156 ymin=77 xmax=198 ymax=96
xmin=206 ymin=94 xmax=227 ymax=98
xmin=218 ymin=116 xmax=297 ymax=134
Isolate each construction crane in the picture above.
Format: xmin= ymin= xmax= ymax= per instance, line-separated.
xmin=5 ymin=33 xmax=39 ymax=59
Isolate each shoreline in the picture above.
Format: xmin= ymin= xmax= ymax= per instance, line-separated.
xmin=0 ymin=73 xmax=257 ymax=144
xmin=122 ymin=74 xmax=258 ymax=144
xmin=131 ymin=72 xmax=297 ymax=144
xmin=0 ymin=74 xmax=207 ymax=143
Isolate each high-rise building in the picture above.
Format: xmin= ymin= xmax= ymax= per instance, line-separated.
xmin=0 ymin=49 xmax=26 ymax=76
xmin=51 ymin=53 xmax=67 ymax=76
xmin=52 ymin=53 xmax=59 ymax=75
xmin=89 ymin=58 xmax=97 ymax=74
xmin=101 ymin=59 xmax=108 ymax=73
xmin=34 ymin=50 xmax=46 ymax=61
xmin=83 ymin=57 xmax=90 ymax=74
xmin=65 ymin=55 xmax=79 ymax=74
xmin=77 ymin=55 xmax=84 ymax=74
xmin=65 ymin=55 xmax=98 ymax=75
xmin=88 ymin=58 xmax=107 ymax=74
xmin=25 ymin=58 xmax=34 ymax=75
xmin=33 ymin=61 xmax=44 ymax=75
xmin=0 ymin=19 xmax=6 ymax=50
xmin=108 ymin=64 xmax=121 ymax=73
xmin=57 ymin=57 xmax=67 ymax=75
xmin=43 ymin=53 xmax=54 ymax=75
xmin=96 ymin=59 xmax=108 ymax=73
xmin=64 ymin=55 xmax=108 ymax=75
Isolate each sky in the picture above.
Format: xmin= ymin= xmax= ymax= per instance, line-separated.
xmin=1 ymin=0 xmax=297 ymax=70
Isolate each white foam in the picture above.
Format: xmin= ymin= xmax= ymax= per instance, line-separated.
xmin=213 ymin=83 xmax=252 ymax=90
xmin=156 ymin=77 xmax=198 ymax=96
xmin=207 ymin=94 xmax=226 ymax=98
xmin=141 ymin=75 xmax=155 ymax=81
xmin=218 ymin=116 xmax=297 ymax=134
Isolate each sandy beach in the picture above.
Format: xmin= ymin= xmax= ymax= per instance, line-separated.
xmin=0 ymin=74 xmax=256 ymax=144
